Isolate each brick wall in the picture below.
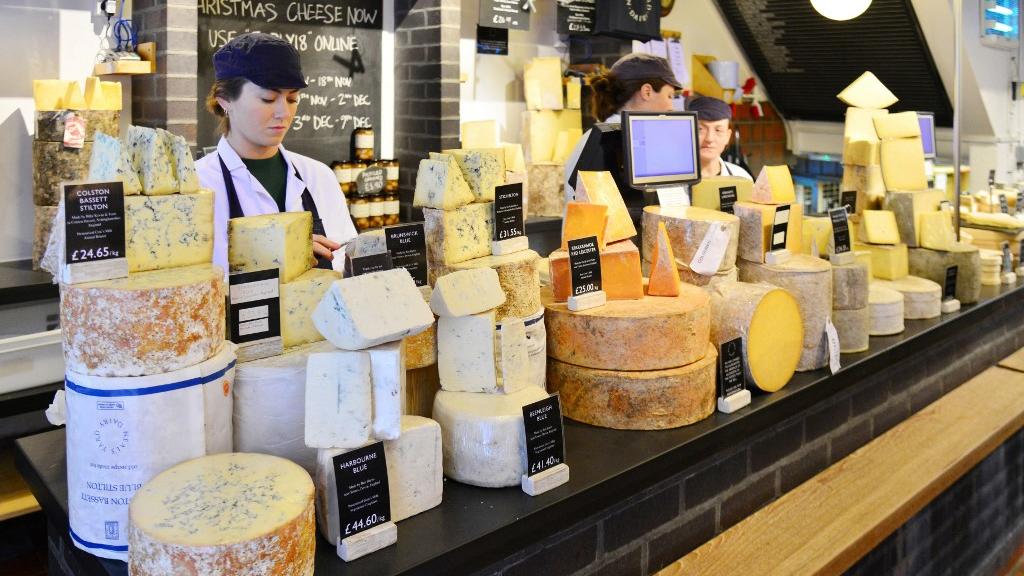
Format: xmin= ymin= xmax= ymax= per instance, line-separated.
xmin=470 ymin=294 xmax=1024 ymax=576
xmin=130 ymin=0 xmax=199 ymax=143
xmin=393 ymin=0 xmax=461 ymax=208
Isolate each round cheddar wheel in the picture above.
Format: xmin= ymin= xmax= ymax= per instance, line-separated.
xmin=641 ymin=206 xmax=740 ymax=273
xmin=542 ymin=283 xmax=710 ymax=371
xmin=547 ymin=343 xmax=716 ymax=430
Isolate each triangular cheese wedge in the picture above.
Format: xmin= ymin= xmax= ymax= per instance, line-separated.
xmin=838 ymin=71 xmax=898 ymax=109
xmin=84 ymin=77 xmax=104 ymax=110
xmin=62 ymin=81 xmax=87 ymax=110
xmin=414 ymin=154 xmax=475 ymax=209
xmin=752 ymin=165 xmax=796 ymax=204
xmin=561 ymin=201 xmax=608 ymax=251
xmin=576 ymin=171 xmax=637 ymax=243
xmin=648 ymin=222 xmax=681 ymax=296
xmin=33 ymin=80 xmax=70 ymax=111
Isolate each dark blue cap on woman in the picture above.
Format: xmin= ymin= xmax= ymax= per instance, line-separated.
xmin=687 ymin=96 xmax=733 ymax=121
xmin=213 ymin=32 xmax=308 ymax=89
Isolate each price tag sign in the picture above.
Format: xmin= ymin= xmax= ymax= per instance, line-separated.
xmin=63 ymin=181 xmax=128 ymax=283
xmin=1003 ymin=242 xmax=1014 ymax=273
xmin=829 ymin=207 xmax=852 ymax=255
xmin=62 ymin=112 xmax=86 ymax=149
xmin=229 ymin=268 xmax=282 ymax=362
xmin=1017 ymin=192 xmax=1024 ymax=215
xmin=656 ymin=185 xmax=689 ymax=207
xmin=840 ymin=191 xmax=857 ymax=214
xmin=568 ymin=236 xmax=602 ymax=297
xmin=944 ymin=266 xmax=958 ymax=301
xmin=349 ymin=252 xmax=393 ymax=277
xmin=385 ymin=223 xmax=428 ymax=286
xmin=1000 ymin=194 xmax=1010 ymax=215
xmin=333 ymin=443 xmax=390 ymax=539
xmin=493 ymin=182 xmax=525 ymax=241
xmin=476 ymin=25 xmax=509 ymax=55
xmin=356 ymin=166 xmax=386 ymax=196
xmin=690 ymin=223 xmax=731 ymax=276
xmin=557 ymin=0 xmax=595 ymax=35
xmin=522 ymin=394 xmax=566 ymax=477
xmin=479 ymin=0 xmax=530 ymax=30
xmin=826 ymin=319 xmax=842 ymax=375
xmin=770 ymin=205 xmax=791 ymax=252
xmin=718 ymin=185 xmax=738 ymax=214
xmin=718 ymin=338 xmax=746 ymax=399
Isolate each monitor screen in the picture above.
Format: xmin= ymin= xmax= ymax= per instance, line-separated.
xmin=622 ymin=111 xmax=701 ymax=188
xmin=918 ymin=112 xmax=936 ymax=159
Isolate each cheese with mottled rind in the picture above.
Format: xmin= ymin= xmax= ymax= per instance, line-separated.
xmin=842 ymin=164 xmax=886 ymax=213
xmin=752 ymin=165 xmax=796 ymax=204
xmin=37 ymin=110 xmax=120 ymax=142
xmin=61 ymin=264 xmax=225 ymax=377
xmin=527 ymin=162 xmax=565 ymax=217
xmin=33 ymin=140 xmax=92 ymax=206
xmin=642 ymin=206 xmax=740 ymax=273
xmin=431 ymin=268 xmax=505 ymax=317
xmin=313 ymin=268 xmax=434 ymax=351
xmin=690 ymin=176 xmax=754 ymax=211
xmin=548 ymin=240 xmax=644 ymax=302
xmin=733 ymin=202 xmax=804 ymax=262
xmin=834 ymin=307 xmax=870 ymax=353
xmin=873 ymin=275 xmax=942 ymax=319
xmin=884 ymin=189 xmax=945 ymax=247
xmin=128 ymin=453 xmax=315 ymax=576
xmin=710 ymin=282 xmax=803 ymax=392
xmin=542 ymin=284 xmax=710 ymax=371
xmin=304 ymin=350 xmax=372 ymax=449
xmin=424 ymin=203 xmax=494 ymax=266
xmin=737 ymin=255 xmax=832 ymax=371
xmin=281 ymin=268 xmax=341 ymax=349
xmin=228 ymin=212 xmax=313 ymax=283
xmin=575 ymin=171 xmax=637 ymax=243
xmin=907 ymin=244 xmax=981 ymax=304
xmin=548 ymin=343 xmax=717 ymax=430
xmin=33 ymin=205 xmax=57 ymax=270
xmin=431 ymin=250 xmax=542 ymax=320
xmin=832 ymin=261 xmax=869 ymax=310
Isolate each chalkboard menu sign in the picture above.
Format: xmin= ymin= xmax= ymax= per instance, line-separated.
xmin=197 ymin=1 xmax=384 ymax=165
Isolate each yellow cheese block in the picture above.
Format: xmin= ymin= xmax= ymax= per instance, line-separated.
xmin=873 ymin=111 xmax=921 ymax=140
xmin=884 ymin=189 xmax=945 ymax=247
xmin=62 ymin=81 xmax=86 ymax=110
xmin=501 ymin=142 xmax=527 ymax=173
xmin=733 ymin=201 xmax=804 ymax=262
xmin=542 ymin=283 xmax=710 ymax=371
xmin=561 ymin=201 xmax=608 ymax=251
xmin=854 ymin=241 xmax=909 ymax=280
xmin=100 ymin=81 xmax=123 ymax=111
xmin=843 ymin=138 xmax=881 ymax=166
xmin=837 ymin=71 xmax=898 ymax=109
xmin=752 ymin=165 xmax=796 ymax=204
xmin=548 ymin=240 xmax=644 ymax=302
xmin=524 ymin=57 xmax=564 ymax=110
xmin=709 ymin=281 xmax=803 ymax=392
xmin=690 ymin=176 xmax=754 ymax=211
xmin=844 ymin=107 xmax=888 ymax=140
xmin=575 ymin=171 xmax=637 ymax=243
xmin=461 ymin=120 xmax=498 ymax=149
xmin=33 ymin=80 xmax=70 ymax=111
xmin=880 ymin=138 xmax=928 ymax=191
xmin=522 ymin=109 xmax=582 ymax=163
xmin=228 ymin=212 xmax=313 ymax=283
xmin=281 ymin=268 xmax=341 ymax=349
xmin=919 ymin=211 xmax=957 ymax=251
xmin=552 ymin=128 xmax=583 ymax=163
xmin=648 ymin=222 xmax=681 ymax=297
xmin=842 ymin=164 xmax=886 ymax=212
xmin=802 ymin=216 xmax=832 ymax=256
xmin=566 ymin=77 xmax=582 ymax=109
xmin=859 ymin=210 xmax=901 ymax=244
xmin=84 ymin=77 xmax=103 ymax=110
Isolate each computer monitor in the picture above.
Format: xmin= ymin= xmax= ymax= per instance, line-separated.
xmin=918 ymin=112 xmax=936 ymax=160
xmin=622 ymin=111 xmax=701 ymax=189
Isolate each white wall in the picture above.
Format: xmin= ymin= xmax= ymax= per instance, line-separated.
xmin=0 ymin=1 xmax=112 ymax=263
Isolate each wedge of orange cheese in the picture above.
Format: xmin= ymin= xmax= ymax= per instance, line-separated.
xmin=548 ymin=240 xmax=643 ymax=302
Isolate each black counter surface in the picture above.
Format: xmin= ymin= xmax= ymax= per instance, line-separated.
xmin=16 ymin=281 xmax=1024 ymax=576
xmin=0 ymin=259 xmax=57 ymax=306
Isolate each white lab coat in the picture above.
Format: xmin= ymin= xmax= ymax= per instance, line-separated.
xmin=197 ymin=137 xmax=358 ymax=275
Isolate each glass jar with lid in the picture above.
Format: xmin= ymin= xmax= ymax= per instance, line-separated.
xmin=383 ymin=190 xmax=400 ymax=225
xmin=367 ymin=188 xmax=385 ymax=228
xmin=338 ymin=161 xmax=356 ymax=196
xmin=354 ymin=128 xmax=375 ymax=161
xmin=384 ymin=159 xmax=399 ymax=193
xmin=349 ymin=195 xmax=371 ymax=231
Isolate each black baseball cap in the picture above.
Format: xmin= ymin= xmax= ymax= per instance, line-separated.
xmin=214 ymin=32 xmax=308 ymax=89
xmin=687 ymin=96 xmax=733 ymax=121
xmin=609 ymin=53 xmax=682 ymax=89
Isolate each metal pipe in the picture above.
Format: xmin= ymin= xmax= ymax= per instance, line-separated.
xmin=954 ymin=0 xmax=962 ymax=240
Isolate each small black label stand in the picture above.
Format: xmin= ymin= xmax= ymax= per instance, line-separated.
xmin=764 ymin=205 xmax=791 ymax=265
xmin=521 ymin=394 xmax=569 ymax=496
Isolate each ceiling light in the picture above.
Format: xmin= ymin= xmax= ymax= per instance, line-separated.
xmin=810 ymin=0 xmax=872 ymax=21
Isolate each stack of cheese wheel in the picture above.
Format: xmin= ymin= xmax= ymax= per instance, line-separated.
xmin=543 ymin=284 xmax=716 ymax=429
xmin=908 ymin=242 xmax=982 ymax=304
xmin=738 ymin=255 xmax=832 ymax=371
xmin=128 ymin=453 xmax=315 ymax=575
xmin=831 ymin=261 xmax=871 ymax=353
xmin=641 ymin=206 xmax=740 ymax=288
xmin=838 ymin=73 xmax=896 ymax=213
xmin=980 ymin=249 xmax=1003 ymax=286
xmin=709 ymin=282 xmax=803 ymax=392
xmin=869 ymin=284 xmax=905 ymax=335
xmin=872 ymin=275 xmax=942 ymax=319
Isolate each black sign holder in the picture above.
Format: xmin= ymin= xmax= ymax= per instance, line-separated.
xmin=828 ymin=207 xmax=855 ymax=265
xmin=333 ymin=443 xmax=397 ymax=561
xmin=384 ymin=223 xmax=428 ymax=287
xmin=521 ymin=394 xmax=570 ymax=496
xmin=765 ymin=205 xmax=792 ymax=265
xmin=492 ymin=182 xmax=528 ymax=255
xmin=61 ymin=181 xmax=128 ymax=284
xmin=941 ymin=265 xmax=961 ymax=314
xmin=716 ymin=338 xmax=750 ymax=414
xmin=228 ymin=268 xmax=283 ymax=362
xmin=566 ymin=236 xmax=605 ymax=312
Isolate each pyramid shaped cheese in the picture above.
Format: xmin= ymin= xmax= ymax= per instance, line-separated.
xmin=838 ymin=72 xmax=898 ymax=109
xmin=752 ymin=165 xmax=796 ymax=204
xmin=648 ymin=222 xmax=681 ymax=297
xmin=561 ymin=201 xmax=608 ymax=251
xmin=575 ymin=171 xmax=637 ymax=243
xmin=62 ymin=81 xmax=86 ymax=110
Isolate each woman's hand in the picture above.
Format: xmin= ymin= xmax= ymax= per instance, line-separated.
xmin=312 ymin=234 xmax=342 ymax=264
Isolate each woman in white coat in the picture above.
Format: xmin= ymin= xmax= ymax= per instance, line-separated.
xmin=197 ymin=32 xmax=357 ymax=273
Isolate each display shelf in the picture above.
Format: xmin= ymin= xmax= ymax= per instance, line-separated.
xmin=0 ymin=260 xmax=57 ymax=306
xmin=15 ymin=280 xmax=1024 ymax=576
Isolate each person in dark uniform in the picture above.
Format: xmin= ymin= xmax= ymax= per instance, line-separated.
xmin=196 ymin=32 xmax=357 ymax=275
xmin=687 ymin=96 xmax=753 ymax=180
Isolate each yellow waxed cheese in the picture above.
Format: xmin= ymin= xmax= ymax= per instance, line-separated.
xmin=281 ymin=268 xmax=341 ymax=348
xmin=461 ymin=120 xmax=498 ymax=149
xmin=880 ymin=138 xmax=928 ymax=191
xmin=522 ymin=109 xmax=582 ymax=163
xmin=524 ymin=57 xmax=564 ymax=110
xmin=837 ymin=71 xmax=898 ymax=109
xmin=859 ymin=210 xmax=901 ymax=245
xmin=919 ymin=211 xmax=957 ymax=251
xmin=752 ymin=165 xmax=796 ymax=204
xmin=854 ymin=241 xmax=909 ymax=280
xmin=691 ymin=176 xmax=754 ymax=211
xmin=575 ymin=171 xmax=637 ymax=243
xmin=873 ymin=111 xmax=921 ymax=140
xmin=33 ymin=80 xmax=70 ymax=111
xmin=228 ymin=212 xmax=313 ymax=283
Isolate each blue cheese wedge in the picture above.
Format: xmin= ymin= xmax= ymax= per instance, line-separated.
xmin=160 ymin=128 xmax=199 ymax=193
xmin=88 ymin=131 xmax=142 ymax=195
xmin=281 ymin=268 xmax=342 ymax=348
xmin=441 ymin=148 xmax=506 ymax=203
xmin=228 ymin=211 xmax=313 ymax=283
xmin=430 ymin=268 xmax=506 ymax=317
xmin=368 ymin=340 xmax=404 ymax=441
xmin=128 ymin=126 xmax=177 ymax=195
xmin=423 ymin=203 xmax=494 ymax=266
xmin=126 ymin=189 xmax=214 ymax=272
xmin=414 ymin=155 xmax=475 ymax=209
xmin=304 ymin=350 xmax=372 ymax=449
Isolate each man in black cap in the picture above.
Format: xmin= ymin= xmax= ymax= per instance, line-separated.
xmin=687 ymin=96 xmax=753 ymax=180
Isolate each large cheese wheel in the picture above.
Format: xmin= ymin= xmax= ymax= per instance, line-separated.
xmin=709 ymin=282 xmax=803 ymax=392
xmin=834 ymin=307 xmax=870 ymax=353
xmin=542 ymin=284 xmax=710 ymax=371
xmin=738 ymin=255 xmax=832 ymax=372
xmin=128 ymin=453 xmax=315 ymax=576
xmin=547 ymin=343 xmax=716 ymax=430
xmin=869 ymin=285 xmax=905 ymax=336
xmin=873 ymin=275 xmax=942 ymax=319
xmin=908 ymin=244 xmax=982 ymax=304
xmin=641 ymin=260 xmax=738 ymax=289
xmin=61 ymin=264 xmax=225 ymax=377
xmin=832 ymin=261 xmax=869 ymax=310
xmin=35 ymin=110 xmax=120 ymax=142
xmin=641 ymin=206 xmax=740 ymax=273
xmin=431 ymin=249 xmax=541 ymax=320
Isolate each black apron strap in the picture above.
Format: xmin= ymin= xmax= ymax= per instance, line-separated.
xmin=218 ymin=154 xmax=245 ymax=219
xmin=293 ymin=165 xmax=333 ymax=270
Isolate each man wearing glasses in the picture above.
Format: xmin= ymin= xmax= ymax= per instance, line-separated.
xmin=688 ymin=96 xmax=753 ymax=180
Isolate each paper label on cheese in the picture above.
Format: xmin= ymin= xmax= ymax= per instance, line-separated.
xmin=690 ymin=223 xmax=731 ymax=276
xmin=826 ymin=319 xmax=841 ymax=375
